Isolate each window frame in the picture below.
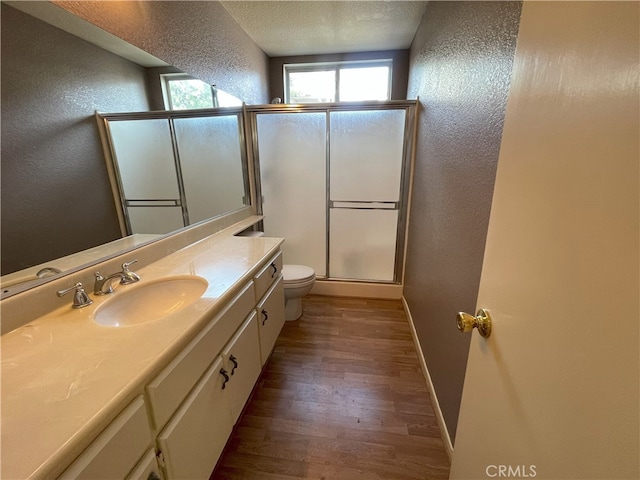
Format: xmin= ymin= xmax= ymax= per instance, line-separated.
xmin=283 ymin=59 xmax=393 ymax=104
xmin=160 ymin=73 xmax=218 ymax=110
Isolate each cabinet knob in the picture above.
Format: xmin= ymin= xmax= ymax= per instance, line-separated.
xmin=229 ymin=354 xmax=238 ymax=375
xmin=219 ymin=368 xmax=230 ymax=389
xmin=261 ymin=309 xmax=269 ymax=325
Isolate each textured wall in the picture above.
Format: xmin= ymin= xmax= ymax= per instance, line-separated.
xmin=269 ymin=50 xmax=409 ymax=101
xmin=404 ymin=1 xmax=522 ymax=442
xmin=54 ymin=0 xmax=270 ymax=105
xmin=1 ymin=4 xmax=150 ymax=275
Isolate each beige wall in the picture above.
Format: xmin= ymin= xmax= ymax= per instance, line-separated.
xmin=404 ymin=1 xmax=522 ymax=442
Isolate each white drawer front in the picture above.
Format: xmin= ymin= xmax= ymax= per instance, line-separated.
xmin=146 ymin=280 xmax=255 ymax=431
xmin=59 ymin=397 xmax=151 ymax=480
xmin=254 ymin=251 xmax=283 ymax=302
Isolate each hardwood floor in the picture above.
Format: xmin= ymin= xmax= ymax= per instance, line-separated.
xmin=211 ymin=295 xmax=450 ymax=480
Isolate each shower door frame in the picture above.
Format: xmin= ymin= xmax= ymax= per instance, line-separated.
xmin=97 ymin=107 xmax=252 ymax=236
xmin=247 ymin=100 xmax=417 ymax=284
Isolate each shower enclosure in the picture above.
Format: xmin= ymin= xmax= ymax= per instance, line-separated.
xmin=98 ymin=101 xmax=416 ymax=285
xmin=249 ymin=101 xmax=416 ymax=284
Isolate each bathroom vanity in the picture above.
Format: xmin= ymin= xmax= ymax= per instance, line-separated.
xmin=1 ymin=221 xmax=285 ymax=480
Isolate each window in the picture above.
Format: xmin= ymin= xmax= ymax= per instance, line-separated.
xmin=284 ymin=60 xmax=392 ymax=104
xmin=161 ymin=74 xmax=242 ymax=110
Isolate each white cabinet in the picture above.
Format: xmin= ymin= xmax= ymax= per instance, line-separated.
xmin=125 ymin=449 xmax=162 ymax=480
xmin=145 ymin=250 xmax=285 ymax=479
xmin=257 ymin=276 xmax=285 ymax=366
xmin=146 ymin=281 xmax=255 ymax=432
xmin=157 ymin=357 xmax=232 ymax=480
xmin=59 ymin=397 xmax=152 ymax=480
xmin=222 ymin=311 xmax=262 ymax=423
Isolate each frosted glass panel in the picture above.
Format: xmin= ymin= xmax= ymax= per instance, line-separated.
xmin=108 ymin=120 xmax=180 ymax=199
xmin=173 ymin=115 xmax=246 ymax=224
xmin=128 ymin=207 xmax=184 ymax=234
xmin=257 ymin=113 xmax=326 ymax=276
xmin=330 ymin=110 xmax=405 ymax=201
xmin=330 ymin=208 xmax=398 ymax=281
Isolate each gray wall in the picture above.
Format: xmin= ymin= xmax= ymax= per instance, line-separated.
xmin=1 ymin=4 xmax=149 ymax=275
xmin=2 ymin=1 xmax=270 ymax=275
xmin=404 ymin=1 xmax=522 ymax=442
xmin=269 ymin=50 xmax=409 ymax=101
xmin=54 ymin=0 xmax=270 ymax=105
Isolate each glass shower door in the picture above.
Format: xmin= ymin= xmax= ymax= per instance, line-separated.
xmin=256 ymin=112 xmax=327 ymax=276
xmin=328 ymin=109 xmax=406 ymax=281
xmin=107 ymin=119 xmax=185 ymax=234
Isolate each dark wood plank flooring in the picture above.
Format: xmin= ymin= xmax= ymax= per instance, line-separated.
xmin=212 ymin=295 xmax=450 ymax=480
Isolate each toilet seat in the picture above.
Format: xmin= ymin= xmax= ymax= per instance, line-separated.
xmin=282 ymin=265 xmax=315 ymax=285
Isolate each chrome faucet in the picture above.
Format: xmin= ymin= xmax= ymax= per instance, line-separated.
xmin=94 ymin=260 xmax=140 ymax=295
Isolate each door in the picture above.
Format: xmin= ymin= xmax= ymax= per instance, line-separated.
xmin=158 ymin=357 xmax=233 ymax=480
xmin=450 ymin=3 xmax=639 ymax=480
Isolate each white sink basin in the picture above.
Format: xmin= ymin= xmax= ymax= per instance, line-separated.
xmin=93 ymin=276 xmax=208 ymax=327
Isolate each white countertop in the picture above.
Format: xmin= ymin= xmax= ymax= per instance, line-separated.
xmin=1 ymin=229 xmax=283 ymax=480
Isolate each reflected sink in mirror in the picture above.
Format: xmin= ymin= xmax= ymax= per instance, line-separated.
xmin=94 ymin=276 xmax=208 ymax=327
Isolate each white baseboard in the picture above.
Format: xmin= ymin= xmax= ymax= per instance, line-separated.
xmin=401 ymin=296 xmax=454 ymax=461
xmin=310 ymin=280 xmax=402 ymax=299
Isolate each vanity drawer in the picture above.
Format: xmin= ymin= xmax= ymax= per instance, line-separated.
xmin=59 ymin=396 xmax=151 ymax=480
xmin=146 ymin=280 xmax=255 ymax=431
xmin=254 ymin=251 xmax=283 ymax=302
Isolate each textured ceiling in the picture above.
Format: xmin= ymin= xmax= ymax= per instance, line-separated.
xmin=220 ymin=1 xmax=429 ymax=56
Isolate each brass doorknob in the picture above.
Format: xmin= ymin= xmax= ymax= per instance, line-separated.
xmin=456 ymin=309 xmax=492 ymax=338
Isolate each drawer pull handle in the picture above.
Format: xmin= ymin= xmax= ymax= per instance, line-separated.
xmin=262 ymin=309 xmax=269 ymax=325
xmin=219 ymin=368 xmax=230 ymax=389
xmin=270 ymin=262 xmax=278 ymax=278
xmin=229 ymin=355 xmax=238 ymax=375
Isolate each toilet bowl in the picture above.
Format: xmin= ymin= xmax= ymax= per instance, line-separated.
xmin=282 ymin=264 xmax=316 ymax=321
xmin=235 ymin=229 xmax=316 ymax=321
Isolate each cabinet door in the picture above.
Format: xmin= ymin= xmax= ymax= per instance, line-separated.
xmin=146 ymin=281 xmax=254 ymax=431
xmin=157 ymin=357 xmax=232 ymax=480
xmin=125 ymin=449 xmax=162 ymax=480
xmin=222 ymin=312 xmax=262 ymax=423
xmin=59 ymin=397 xmax=151 ymax=480
xmin=256 ymin=276 xmax=285 ymax=365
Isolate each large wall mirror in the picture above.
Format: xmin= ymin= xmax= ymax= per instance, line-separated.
xmin=0 ymin=1 xmax=250 ymax=297
xmin=101 ymin=109 xmax=250 ymax=236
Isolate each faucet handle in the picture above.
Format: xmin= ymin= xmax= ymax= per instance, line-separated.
xmin=120 ymin=259 xmax=140 ymax=285
xmin=57 ymin=282 xmax=93 ymax=309
xmin=122 ymin=259 xmax=138 ymax=271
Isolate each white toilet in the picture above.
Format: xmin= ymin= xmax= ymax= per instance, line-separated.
xmin=238 ymin=230 xmax=315 ymax=321
xmin=282 ymin=264 xmax=316 ymax=321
